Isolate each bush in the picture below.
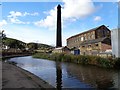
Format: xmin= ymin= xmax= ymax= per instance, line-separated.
xmin=76 ymin=55 xmax=88 ymax=65
xmin=32 ymin=53 xmax=50 ymax=60
xmin=32 ymin=53 xmax=117 ymax=69
xmin=114 ymin=58 xmax=120 ymax=69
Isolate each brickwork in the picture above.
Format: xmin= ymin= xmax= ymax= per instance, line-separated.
xmin=67 ymin=25 xmax=110 ymax=49
xmin=101 ymin=43 xmax=112 ymax=52
xmin=67 ymin=25 xmax=111 ymax=55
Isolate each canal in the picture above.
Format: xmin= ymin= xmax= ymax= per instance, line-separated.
xmin=8 ymin=56 xmax=120 ymax=89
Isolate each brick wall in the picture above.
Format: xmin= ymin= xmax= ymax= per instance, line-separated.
xmin=67 ymin=31 xmax=96 ymax=48
xmin=101 ymin=43 xmax=112 ymax=52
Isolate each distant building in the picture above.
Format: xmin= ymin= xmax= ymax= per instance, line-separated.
xmin=97 ymin=51 xmax=112 ymax=58
xmin=2 ymin=45 xmax=9 ymax=50
xmin=67 ymin=25 xmax=111 ymax=56
xmin=52 ymin=46 xmax=70 ymax=54
xmin=111 ymin=29 xmax=120 ymax=58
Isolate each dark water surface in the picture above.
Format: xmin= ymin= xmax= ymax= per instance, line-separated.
xmin=8 ymin=56 xmax=120 ymax=89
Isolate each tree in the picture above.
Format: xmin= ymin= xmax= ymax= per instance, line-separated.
xmin=3 ymin=38 xmax=26 ymax=50
xmin=27 ymin=43 xmax=38 ymax=50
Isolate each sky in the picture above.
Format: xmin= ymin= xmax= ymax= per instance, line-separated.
xmin=0 ymin=0 xmax=119 ymax=46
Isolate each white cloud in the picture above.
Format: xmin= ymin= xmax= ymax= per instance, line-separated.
xmin=31 ymin=12 xmax=39 ymax=16
xmin=34 ymin=0 xmax=95 ymax=29
xmin=94 ymin=16 xmax=102 ymax=21
xmin=7 ymin=11 xmax=22 ymax=18
xmin=8 ymin=16 xmax=30 ymax=24
xmin=34 ymin=6 xmax=57 ymax=28
xmin=7 ymin=11 xmax=39 ymax=24
xmin=23 ymin=12 xmax=30 ymax=16
xmin=23 ymin=12 xmax=39 ymax=16
xmin=0 ymin=20 xmax=7 ymax=27
xmin=62 ymin=0 xmax=95 ymax=20
xmin=8 ymin=11 xmax=39 ymax=18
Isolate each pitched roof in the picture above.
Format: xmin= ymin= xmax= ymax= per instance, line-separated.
xmin=67 ymin=25 xmax=108 ymax=40
xmin=55 ymin=46 xmax=70 ymax=50
xmin=80 ymin=37 xmax=110 ymax=45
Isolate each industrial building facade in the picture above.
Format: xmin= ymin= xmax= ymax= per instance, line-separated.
xmin=67 ymin=25 xmax=112 ymax=55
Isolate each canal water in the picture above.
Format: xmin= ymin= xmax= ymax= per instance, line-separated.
xmin=8 ymin=56 xmax=120 ymax=89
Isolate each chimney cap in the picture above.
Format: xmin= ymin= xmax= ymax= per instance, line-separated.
xmin=57 ymin=4 xmax=61 ymax=8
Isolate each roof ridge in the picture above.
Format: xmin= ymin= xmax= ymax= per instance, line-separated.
xmin=67 ymin=25 xmax=106 ymax=40
xmin=80 ymin=37 xmax=110 ymax=45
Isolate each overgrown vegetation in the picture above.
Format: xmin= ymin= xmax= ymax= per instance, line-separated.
xmin=33 ymin=53 xmax=120 ymax=69
xmin=2 ymin=37 xmax=54 ymax=51
xmin=3 ymin=37 xmax=26 ymax=50
xmin=1 ymin=31 xmax=54 ymax=60
xmin=27 ymin=43 xmax=54 ymax=52
xmin=1 ymin=31 xmax=54 ymax=52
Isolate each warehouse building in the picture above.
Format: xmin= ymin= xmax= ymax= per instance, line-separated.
xmin=67 ymin=25 xmax=112 ymax=56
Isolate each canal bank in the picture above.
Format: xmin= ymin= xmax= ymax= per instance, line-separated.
xmin=8 ymin=56 xmax=120 ymax=89
xmin=2 ymin=61 xmax=54 ymax=89
xmin=2 ymin=52 xmax=33 ymax=60
xmin=2 ymin=54 xmax=31 ymax=60
xmin=33 ymin=53 xmax=120 ymax=69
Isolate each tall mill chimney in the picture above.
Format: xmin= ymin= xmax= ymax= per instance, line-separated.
xmin=56 ymin=4 xmax=62 ymax=48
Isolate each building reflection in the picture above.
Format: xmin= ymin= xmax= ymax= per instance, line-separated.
xmin=66 ymin=64 xmax=115 ymax=89
xmin=56 ymin=61 xmax=62 ymax=90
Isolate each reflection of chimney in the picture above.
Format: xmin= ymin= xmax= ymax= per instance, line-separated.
xmin=56 ymin=4 xmax=62 ymax=48
xmin=56 ymin=61 xmax=62 ymax=90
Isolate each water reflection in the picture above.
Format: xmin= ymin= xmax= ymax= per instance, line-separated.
xmin=56 ymin=61 xmax=62 ymax=90
xmin=66 ymin=63 xmax=115 ymax=89
xmin=118 ymin=71 xmax=120 ymax=89
xmin=8 ymin=56 xmax=119 ymax=89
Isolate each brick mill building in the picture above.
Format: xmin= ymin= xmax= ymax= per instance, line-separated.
xmin=67 ymin=25 xmax=112 ymax=56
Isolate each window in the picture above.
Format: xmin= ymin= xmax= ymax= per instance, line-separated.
xmin=88 ymin=35 xmax=90 ymax=40
xmin=82 ymin=46 xmax=85 ymax=48
xmin=79 ymin=37 xmax=81 ymax=41
xmin=81 ymin=37 xmax=84 ymax=41
xmin=85 ymin=37 xmax=87 ymax=40
xmin=91 ymin=35 xmax=94 ymax=39
xmin=103 ymin=30 xmax=105 ymax=37
xmin=95 ymin=43 xmax=98 ymax=46
xmin=88 ymin=45 xmax=91 ymax=47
